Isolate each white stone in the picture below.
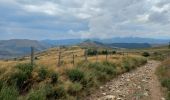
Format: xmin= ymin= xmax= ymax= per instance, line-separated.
xmin=103 ymin=95 xmax=116 ymax=100
xmin=102 ymin=93 xmax=107 ymax=96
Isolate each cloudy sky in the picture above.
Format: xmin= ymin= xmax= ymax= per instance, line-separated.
xmin=0 ymin=0 xmax=170 ymax=40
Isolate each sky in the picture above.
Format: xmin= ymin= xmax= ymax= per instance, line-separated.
xmin=0 ymin=0 xmax=170 ymax=40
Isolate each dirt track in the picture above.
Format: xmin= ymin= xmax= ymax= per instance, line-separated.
xmin=86 ymin=61 xmax=164 ymax=100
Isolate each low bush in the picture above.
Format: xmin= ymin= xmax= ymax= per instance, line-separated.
xmin=156 ymin=58 xmax=170 ymax=100
xmin=38 ymin=67 xmax=48 ymax=81
xmin=67 ymin=68 xmax=85 ymax=82
xmin=52 ymin=86 xmax=67 ymax=99
xmin=168 ymin=92 xmax=170 ymax=100
xmin=15 ymin=63 xmax=33 ymax=77
xmin=11 ymin=71 xmax=30 ymax=90
xmin=0 ymin=85 xmax=19 ymax=100
xmin=68 ymin=82 xmax=82 ymax=96
xmin=122 ymin=57 xmax=147 ymax=72
xmin=0 ymin=80 xmax=3 ymax=90
xmin=27 ymin=88 xmax=46 ymax=100
xmin=89 ymin=62 xmax=116 ymax=76
xmin=50 ymin=72 xmax=58 ymax=84
xmin=85 ymin=62 xmax=117 ymax=83
xmin=122 ymin=60 xmax=131 ymax=72
xmin=9 ymin=63 xmax=34 ymax=90
xmin=81 ymin=72 xmax=98 ymax=88
xmin=161 ymin=79 xmax=170 ymax=90
xmin=142 ymin=52 xmax=150 ymax=57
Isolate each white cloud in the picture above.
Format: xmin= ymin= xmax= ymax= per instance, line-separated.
xmin=23 ymin=2 xmax=64 ymax=16
xmin=0 ymin=0 xmax=170 ymax=39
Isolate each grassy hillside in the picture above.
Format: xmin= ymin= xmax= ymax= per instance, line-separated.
xmin=156 ymin=58 xmax=170 ymax=100
xmin=0 ymin=46 xmax=148 ymax=100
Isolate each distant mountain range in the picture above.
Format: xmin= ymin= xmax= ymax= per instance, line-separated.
xmin=0 ymin=39 xmax=50 ymax=59
xmin=79 ymin=40 xmax=152 ymax=49
xmin=42 ymin=37 xmax=169 ymax=46
xmin=0 ymin=37 xmax=169 ymax=59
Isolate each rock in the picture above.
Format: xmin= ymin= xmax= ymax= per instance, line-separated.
xmin=161 ymin=97 xmax=165 ymax=100
xmin=102 ymin=93 xmax=107 ymax=96
xmin=108 ymin=87 xmax=112 ymax=90
xmin=103 ymin=95 xmax=116 ymax=100
xmin=143 ymin=92 xmax=149 ymax=96
xmin=126 ymin=79 xmax=130 ymax=82
xmin=142 ymin=79 xmax=147 ymax=83
xmin=132 ymin=83 xmax=137 ymax=87
xmin=111 ymin=89 xmax=115 ymax=92
xmin=116 ymin=97 xmax=123 ymax=100
xmin=137 ymin=86 xmax=141 ymax=89
xmin=100 ymin=86 xmax=104 ymax=89
xmin=116 ymin=90 xmax=121 ymax=93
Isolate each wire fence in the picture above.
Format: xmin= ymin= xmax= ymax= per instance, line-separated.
xmin=29 ymin=47 xmax=128 ymax=67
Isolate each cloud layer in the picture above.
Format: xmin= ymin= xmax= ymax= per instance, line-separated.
xmin=0 ymin=0 xmax=170 ymax=39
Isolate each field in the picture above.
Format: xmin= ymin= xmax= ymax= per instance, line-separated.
xmin=0 ymin=45 xmax=170 ymax=100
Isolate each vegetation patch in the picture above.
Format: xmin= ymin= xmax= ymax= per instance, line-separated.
xmin=0 ymin=56 xmax=147 ymax=100
xmin=156 ymin=58 xmax=170 ymax=100
xmin=67 ymin=68 xmax=85 ymax=82
xmin=0 ymin=85 xmax=19 ymax=100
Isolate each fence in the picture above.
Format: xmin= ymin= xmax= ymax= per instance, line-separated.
xmin=29 ymin=47 xmax=126 ymax=67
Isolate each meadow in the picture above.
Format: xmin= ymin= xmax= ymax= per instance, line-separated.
xmin=0 ymin=46 xmax=150 ymax=100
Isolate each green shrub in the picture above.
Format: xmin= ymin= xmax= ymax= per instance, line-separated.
xmin=27 ymin=84 xmax=54 ymax=100
xmin=122 ymin=57 xmax=147 ymax=72
xmin=161 ymin=79 xmax=170 ymax=90
xmin=0 ymin=80 xmax=3 ymax=90
xmin=0 ymin=85 xmax=19 ymax=100
xmin=50 ymin=72 xmax=58 ymax=84
xmin=95 ymin=71 xmax=109 ymax=82
xmin=27 ymin=88 xmax=46 ymax=100
xmin=122 ymin=60 xmax=131 ymax=72
xmin=167 ymin=91 xmax=170 ymax=100
xmin=138 ymin=57 xmax=147 ymax=65
xmin=83 ymin=62 xmax=117 ymax=83
xmin=87 ymin=49 xmax=97 ymax=56
xmin=11 ymin=71 xmax=29 ymax=90
xmin=9 ymin=63 xmax=34 ymax=90
xmin=38 ymin=67 xmax=48 ymax=81
xmin=89 ymin=62 xmax=116 ymax=75
xmin=52 ymin=86 xmax=67 ymax=99
xmin=81 ymin=72 xmax=98 ymax=88
xmin=15 ymin=63 xmax=33 ymax=77
xmin=142 ymin=52 xmax=150 ymax=57
xmin=68 ymin=82 xmax=82 ymax=95
xmin=67 ymin=68 xmax=85 ymax=82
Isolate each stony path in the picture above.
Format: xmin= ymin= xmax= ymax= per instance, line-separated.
xmin=86 ymin=61 xmax=164 ymax=100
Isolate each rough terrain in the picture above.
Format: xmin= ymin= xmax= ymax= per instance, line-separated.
xmin=86 ymin=61 xmax=164 ymax=100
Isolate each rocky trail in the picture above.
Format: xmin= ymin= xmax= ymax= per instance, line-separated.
xmin=86 ymin=61 xmax=164 ymax=100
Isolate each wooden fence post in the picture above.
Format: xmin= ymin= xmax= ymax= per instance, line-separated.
xmin=58 ymin=47 xmax=61 ymax=67
xmin=73 ymin=53 xmax=75 ymax=65
xmin=31 ymin=46 xmax=34 ymax=65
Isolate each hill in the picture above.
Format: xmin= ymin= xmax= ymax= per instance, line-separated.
xmin=79 ymin=40 xmax=151 ymax=49
xmin=0 ymin=39 xmax=50 ymax=59
xmin=41 ymin=37 xmax=169 ymax=46
xmin=78 ymin=40 xmax=109 ymax=49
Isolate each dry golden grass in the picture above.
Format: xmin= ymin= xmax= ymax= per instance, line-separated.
xmin=0 ymin=46 xmax=148 ymax=100
xmin=0 ymin=46 xmax=141 ymax=75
